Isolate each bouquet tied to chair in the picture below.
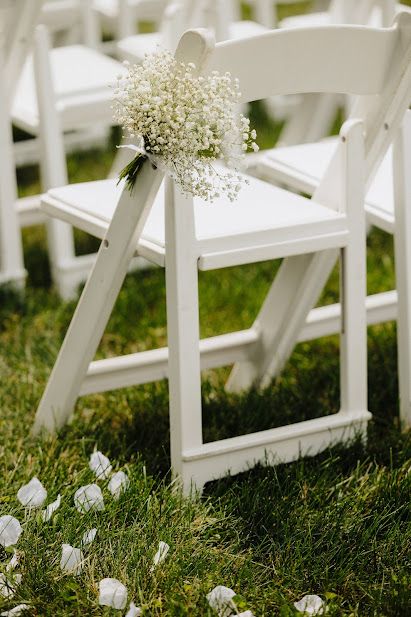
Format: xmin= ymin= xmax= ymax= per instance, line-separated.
xmin=113 ymin=50 xmax=258 ymax=202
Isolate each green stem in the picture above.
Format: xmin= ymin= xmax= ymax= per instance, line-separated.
xmin=117 ymin=154 xmax=148 ymax=193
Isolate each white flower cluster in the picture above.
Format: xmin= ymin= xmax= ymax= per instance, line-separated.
xmin=113 ymin=50 xmax=258 ymax=202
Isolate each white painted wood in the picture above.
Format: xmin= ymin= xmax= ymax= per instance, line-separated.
xmin=165 ymin=179 xmax=203 ymax=490
xmin=393 ymin=112 xmax=411 ymax=427
xmin=0 ymin=36 xmax=26 ymax=288
xmin=33 ymin=161 xmax=164 ymax=433
xmin=34 ymin=21 xmax=411 ymax=490
xmin=0 ymin=1 xmax=45 ymax=288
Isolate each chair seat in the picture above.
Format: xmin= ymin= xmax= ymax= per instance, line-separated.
xmin=42 ymin=171 xmax=347 ymax=269
xmin=117 ymin=32 xmax=162 ymax=64
xmin=94 ymin=0 xmax=166 ymax=21
xmin=12 ymin=45 xmax=124 ymax=133
xmin=261 ymin=138 xmax=394 ymax=232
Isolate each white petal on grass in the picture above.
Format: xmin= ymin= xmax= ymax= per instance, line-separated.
xmin=41 ymin=494 xmax=61 ymax=522
xmin=0 ymin=574 xmax=22 ymax=599
xmin=238 ymin=612 xmax=255 ymax=617
xmin=98 ymin=578 xmax=128 ymax=610
xmin=81 ymin=528 xmax=97 ymax=547
xmin=206 ymin=586 xmax=236 ymax=617
xmin=108 ymin=471 xmax=130 ymax=499
xmin=89 ymin=451 xmax=112 ymax=479
xmin=150 ymin=541 xmax=170 ymax=572
xmin=0 ymin=605 xmax=30 ymax=616
xmin=60 ymin=544 xmax=84 ymax=575
xmin=17 ymin=477 xmax=47 ymax=508
xmin=125 ymin=602 xmax=142 ymax=617
xmin=6 ymin=551 xmax=20 ymax=572
xmin=0 ymin=516 xmax=22 ymax=548
xmin=294 ymin=595 xmax=325 ymax=615
xmin=74 ymin=484 xmax=104 ymax=513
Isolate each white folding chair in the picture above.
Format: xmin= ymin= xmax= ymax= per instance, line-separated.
xmin=0 ymin=0 xmax=45 ymax=289
xmin=33 ymin=17 xmax=411 ymax=493
xmin=10 ymin=1 xmax=129 ymax=300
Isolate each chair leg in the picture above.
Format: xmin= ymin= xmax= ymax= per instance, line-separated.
xmin=165 ymin=180 xmax=203 ymax=495
xmin=339 ymin=121 xmax=368 ymax=425
xmin=33 ymin=25 xmax=79 ymax=300
xmin=33 ymin=162 xmax=162 ymax=434
xmin=393 ymin=115 xmax=411 ymax=428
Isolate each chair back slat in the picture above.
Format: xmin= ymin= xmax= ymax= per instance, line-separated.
xmin=204 ymin=24 xmax=400 ymax=102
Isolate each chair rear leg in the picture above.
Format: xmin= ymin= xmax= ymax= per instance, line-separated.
xmin=393 ymin=115 xmax=411 ymax=428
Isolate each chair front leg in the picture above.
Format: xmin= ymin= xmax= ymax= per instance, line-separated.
xmin=165 ymin=179 xmax=203 ymax=495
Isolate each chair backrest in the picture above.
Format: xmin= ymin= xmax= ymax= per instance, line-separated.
xmin=0 ymin=0 xmax=45 ymax=101
xmin=182 ymin=15 xmax=411 ymax=212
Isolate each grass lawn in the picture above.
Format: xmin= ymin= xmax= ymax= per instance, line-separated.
xmin=1 ymin=3 xmax=411 ymax=615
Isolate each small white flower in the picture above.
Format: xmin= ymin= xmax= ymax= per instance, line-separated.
xmin=108 ymin=471 xmax=130 ymax=500
xmin=74 ymin=484 xmax=105 ymax=513
xmin=6 ymin=551 xmax=20 ymax=572
xmin=294 ymin=595 xmax=324 ymax=615
xmin=41 ymin=494 xmax=61 ymax=522
xmin=125 ymin=602 xmax=142 ymax=617
xmin=17 ymin=477 xmax=47 ymax=508
xmin=0 ymin=574 xmax=22 ymax=599
xmin=98 ymin=578 xmax=128 ymax=610
xmin=89 ymin=451 xmax=112 ymax=480
xmin=238 ymin=612 xmax=255 ymax=617
xmin=0 ymin=516 xmax=22 ymax=548
xmin=81 ymin=528 xmax=97 ymax=547
xmin=0 ymin=605 xmax=30 ymax=616
xmin=150 ymin=541 xmax=169 ymax=571
xmin=206 ymin=586 xmax=236 ymax=617
xmin=60 ymin=544 xmax=84 ymax=575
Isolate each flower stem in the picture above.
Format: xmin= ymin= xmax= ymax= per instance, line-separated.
xmin=118 ymin=154 xmax=147 ymax=192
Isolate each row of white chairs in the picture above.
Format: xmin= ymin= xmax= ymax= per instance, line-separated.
xmin=30 ymin=13 xmax=411 ymax=492
xmin=2 ymin=0 xmax=402 ymax=299
xmin=2 ymin=1 xmax=411 ymax=491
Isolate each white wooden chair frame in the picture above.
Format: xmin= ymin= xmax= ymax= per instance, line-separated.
xmin=251 ymin=110 xmax=411 ymax=428
xmin=10 ymin=4 xmax=130 ymax=300
xmin=33 ymin=18 xmax=411 ymax=493
xmin=0 ymin=0 xmax=45 ymax=289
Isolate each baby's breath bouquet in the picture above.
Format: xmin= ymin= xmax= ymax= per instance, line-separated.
xmin=113 ymin=50 xmax=258 ymax=202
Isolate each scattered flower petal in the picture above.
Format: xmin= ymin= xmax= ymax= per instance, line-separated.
xmin=60 ymin=544 xmax=84 ymax=575
xmin=41 ymin=494 xmax=61 ymax=522
xmin=125 ymin=602 xmax=142 ymax=617
xmin=206 ymin=586 xmax=236 ymax=617
xmin=89 ymin=451 xmax=112 ymax=479
xmin=74 ymin=484 xmax=104 ymax=513
xmin=150 ymin=541 xmax=169 ymax=571
xmin=98 ymin=578 xmax=128 ymax=610
xmin=17 ymin=477 xmax=47 ymax=508
xmin=0 ymin=516 xmax=22 ymax=548
xmin=81 ymin=528 xmax=97 ymax=547
xmin=0 ymin=574 xmax=22 ymax=599
xmin=108 ymin=471 xmax=130 ymax=500
xmin=0 ymin=605 xmax=30 ymax=616
xmin=294 ymin=595 xmax=324 ymax=615
xmin=238 ymin=612 xmax=255 ymax=617
xmin=6 ymin=551 xmax=20 ymax=572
